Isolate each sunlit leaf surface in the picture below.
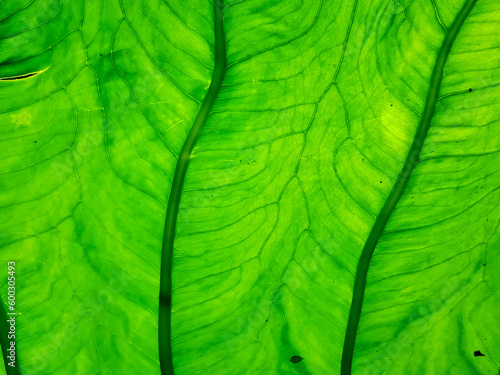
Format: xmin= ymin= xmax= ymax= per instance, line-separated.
xmin=0 ymin=0 xmax=498 ymax=374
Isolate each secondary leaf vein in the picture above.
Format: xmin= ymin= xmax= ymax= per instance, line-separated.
xmin=340 ymin=0 xmax=478 ymax=373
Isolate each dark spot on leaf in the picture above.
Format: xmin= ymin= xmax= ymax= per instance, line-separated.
xmin=390 ymin=104 xmax=393 ymax=106
xmin=100 ymin=54 xmax=103 ymax=57
xmin=265 ymin=319 xmax=268 ymax=322
xmin=483 ymin=264 xmax=486 ymax=266
xmin=290 ymin=356 xmax=303 ymax=364
xmin=380 ymin=181 xmax=382 ymax=183
xmin=1 ymin=72 xmax=37 ymax=81
xmin=34 ymin=141 xmax=37 ymax=143
xmin=469 ymin=88 xmax=472 ymax=92
xmin=474 ymin=350 xmax=485 ymax=357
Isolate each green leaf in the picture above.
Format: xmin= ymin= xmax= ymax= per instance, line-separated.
xmin=0 ymin=0 xmax=498 ymax=374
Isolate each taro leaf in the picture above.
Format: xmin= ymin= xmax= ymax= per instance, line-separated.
xmin=0 ymin=0 xmax=499 ymax=375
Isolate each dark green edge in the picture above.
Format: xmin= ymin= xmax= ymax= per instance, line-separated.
xmin=158 ymin=1 xmax=226 ymax=374
xmin=340 ymin=0 xmax=477 ymax=373
xmin=0 ymin=301 xmax=20 ymax=375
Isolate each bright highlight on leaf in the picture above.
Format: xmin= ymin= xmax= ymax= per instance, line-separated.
xmin=0 ymin=0 xmax=498 ymax=375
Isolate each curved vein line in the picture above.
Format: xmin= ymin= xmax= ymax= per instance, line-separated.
xmin=340 ymin=0 xmax=477 ymax=373
xmin=158 ymin=1 xmax=226 ymax=374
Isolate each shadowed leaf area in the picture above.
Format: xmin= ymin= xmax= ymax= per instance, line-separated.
xmin=0 ymin=0 xmax=499 ymax=374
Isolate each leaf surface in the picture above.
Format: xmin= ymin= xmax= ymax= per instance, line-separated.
xmin=0 ymin=0 xmax=498 ymax=374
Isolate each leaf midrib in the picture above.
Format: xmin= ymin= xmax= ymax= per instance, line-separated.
xmin=340 ymin=0 xmax=477 ymax=373
xmin=158 ymin=1 xmax=227 ymax=374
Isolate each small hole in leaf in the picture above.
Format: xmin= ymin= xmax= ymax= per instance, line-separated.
xmin=473 ymin=350 xmax=485 ymax=357
xmin=469 ymin=88 xmax=472 ymax=92
xmin=290 ymin=356 xmax=303 ymax=364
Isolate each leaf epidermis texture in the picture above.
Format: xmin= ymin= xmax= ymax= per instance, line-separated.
xmin=0 ymin=0 xmax=499 ymax=374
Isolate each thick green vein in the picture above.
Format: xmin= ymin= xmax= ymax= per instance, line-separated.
xmin=340 ymin=0 xmax=477 ymax=374
xmin=158 ymin=1 xmax=226 ymax=374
